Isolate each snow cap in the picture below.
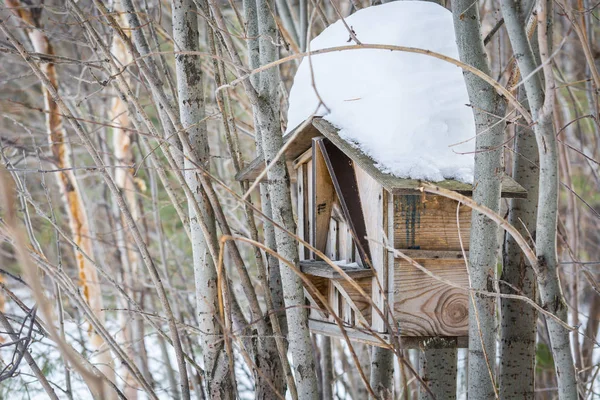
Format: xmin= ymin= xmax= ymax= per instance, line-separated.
xmin=285 ymin=1 xmax=477 ymax=183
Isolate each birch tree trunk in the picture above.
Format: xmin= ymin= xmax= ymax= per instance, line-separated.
xmin=501 ymin=2 xmax=579 ymax=398
xmin=498 ymin=99 xmax=538 ymax=399
xmin=5 ymin=2 xmax=116 ymax=396
xmin=321 ymin=337 xmax=334 ymax=400
xmin=370 ymin=347 xmax=394 ymax=400
xmin=499 ymin=90 xmax=539 ymax=400
xmin=110 ymin=16 xmax=145 ymax=399
xmin=418 ymin=339 xmax=457 ymax=400
xmin=452 ymin=2 xmax=506 ymax=399
xmin=172 ymin=1 xmax=234 ymax=397
xmin=253 ymin=0 xmax=319 ymax=397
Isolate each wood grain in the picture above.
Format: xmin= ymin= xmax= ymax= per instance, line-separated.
xmin=393 ymin=257 xmax=469 ymax=337
xmin=334 ymin=277 xmax=373 ymax=326
xmin=299 ymin=260 xmax=375 ymax=279
xmin=308 ymin=319 xmax=468 ymax=348
xmin=394 ymin=194 xmax=472 ymax=251
xmin=313 ymin=138 xmax=336 ymax=253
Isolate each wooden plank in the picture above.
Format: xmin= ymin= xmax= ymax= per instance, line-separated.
xmin=238 ymin=117 xmax=527 ymax=199
xmin=235 ymin=122 xmax=320 ymax=181
xmin=308 ymin=319 xmax=468 ymax=348
xmin=311 ymin=118 xmax=527 ymax=198
xmin=394 ymin=194 xmax=472 ymax=251
xmin=297 ymin=164 xmax=307 ymax=260
xmin=318 ymin=138 xmax=372 ymax=266
xmin=293 ymin=148 xmax=312 ymax=169
xmin=313 ymin=138 xmax=336 ymax=253
xmin=393 ymin=257 xmax=469 ymax=337
xmin=305 ymin=275 xmax=329 ymax=319
xmin=400 ymin=250 xmax=468 ymax=260
xmin=326 ymin=218 xmax=339 ymax=260
xmin=355 ymin=164 xmax=383 ymax=268
xmin=306 ymin=159 xmax=313 ymax=258
xmin=299 ymin=260 xmax=375 ymax=279
xmin=333 ymin=277 xmax=372 ymax=326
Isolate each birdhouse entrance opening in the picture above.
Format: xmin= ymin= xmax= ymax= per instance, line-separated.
xmin=296 ymin=137 xmax=372 ymax=268
xmin=294 ymin=137 xmax=375 ymax=329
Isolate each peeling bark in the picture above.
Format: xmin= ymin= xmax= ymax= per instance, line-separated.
xmin=5 ymin=2 xmax=116 ymax=396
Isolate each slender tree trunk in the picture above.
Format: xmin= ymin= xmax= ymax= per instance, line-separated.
xmin=172 ymin=1 xmax=234 ymax=398
xmin=371 ymin=347 xmax=394 ymax=400
xmin=499 ymin=91 xmax=539 ymax=400
xmin=109 ymin=11 xmax=151 ymax=398
xmin=452 ymin=2 xmax=506 ymax=399
xmin=321 ymin=337 xmax=334 ymax=400
xmin=498 ymin=107 xmax=539 ymax=399
xmin=253 ymin=0 xmax=319 ymax=397
xmin=418 ymin=339 xmax=457 ymax=400
xmin=501 ymin=2 xmax=578 ymax=398
xmin=5 ymin=2 xmax=116 ymax=396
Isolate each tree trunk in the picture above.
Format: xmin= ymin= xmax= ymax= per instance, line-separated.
xmin=5 ymin=2 xmax=116 ymax=396
xmin=501 ymin=1 xmax=578 ymax=398
xmin=253 ymin=0 xmax=319 ymax=397
xmin=370 ymin=347 xmax=394 ymax=400
xmin=172 ymin=0 xmax=234 ymax=398
xmin=418 ymin=339 xmax=457 ymax=400
xmin=499 ymin=85 xmax=539 ymax=400
xmin=452 ymin=2 xmax=506 ymax=399
xmin=110 ymin=18 xmax=144 ymax=400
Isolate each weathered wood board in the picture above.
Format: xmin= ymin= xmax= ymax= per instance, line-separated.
xmin=308 ymin=319 xmax=468 ymax=348
xmin=394 ymin=194 xmax=471 ymax=251
xmin=334 ymin=277 xmax=373 ymax=326
xmin=313 ymin=138 xmax=335 ymax=253
xmin=393 ymin=257 xmax=469 ymax=337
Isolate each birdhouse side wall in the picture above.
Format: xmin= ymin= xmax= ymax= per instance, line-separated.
xmin=354 ymin=163 xmax=392 ymax=332
xmin=393 ymin=194 xmax=471 ymax=338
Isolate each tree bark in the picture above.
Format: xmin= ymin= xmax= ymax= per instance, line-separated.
xmin=253 ymin=0 xmax=319 ymax=397
xmin=5 ymin=2 xmax=116 ymax=396
xmin=172 ymin=1 xmax=234 ymax=398
xmin=501 ymin=1 xmax=578 ymax=398
xmin=418 ymin=339 xmax=457 ymax=400
xmin=370 ymin=347 xmax=394 ymax=400
xmin=452 ymin=2 xmax=506 ymax=399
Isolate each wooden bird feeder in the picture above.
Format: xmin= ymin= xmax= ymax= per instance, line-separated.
xmin=236 ymin=117 xmax=527 ymax=348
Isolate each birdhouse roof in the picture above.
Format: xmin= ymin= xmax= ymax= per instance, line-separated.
xmin=236 ymin=117 xmax=527 ymax=198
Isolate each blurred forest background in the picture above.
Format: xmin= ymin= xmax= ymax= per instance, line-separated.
xmin=0 ymin=0 xmax=598 ymax=399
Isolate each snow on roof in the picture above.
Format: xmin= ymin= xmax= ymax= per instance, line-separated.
xmin=285 ymin=1 xmax=476 ymax=183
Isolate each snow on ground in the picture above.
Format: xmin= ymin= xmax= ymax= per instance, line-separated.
xmin=286 ymin=1 xmax=477 ymax=183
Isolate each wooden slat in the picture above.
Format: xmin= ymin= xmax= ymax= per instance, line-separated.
xmin=235 ymin=122 xmax=321 ymax=181
xmin=333 ymin=277 xmax=372 ymax=325
xmin=399 ymin=250 xmax=468 ymax=260
xmin=355 ymin=164 xmax=383 ymax=269
xmin=308 ymin=319 xmax=468 ymax=348
xmin=393 ymin=257 xmax=469 ymax=337
xmin=313 ymin=138 xmax=336 ymax=253
xmin=293 ymin=148 xmax=312 ymax=169
xmin=299 ymin=260 xmax=375 ymax=279
xmin=394 ymin=194 xmax=472 ymax=251
xmin=297 ymin=164 xmax=307 ymax=260
xmin=306 ymin=159 xmax=313 ymax=258
xmin=305 ymin=275 xmax=329 ymax=319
